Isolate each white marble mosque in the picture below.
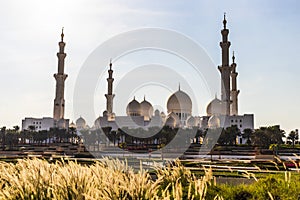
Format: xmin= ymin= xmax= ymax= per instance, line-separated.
xmin=22 ymin=15 xmax=254 ymax=145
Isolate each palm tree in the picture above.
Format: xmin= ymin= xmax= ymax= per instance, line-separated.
xmin=287 ymin=130 xmax=298 ymax=148
xmin=218 ymin=125 xmax=240 ymax=145
xmin=12 ymin=126 xmax=20 ymax=145
xmin=69 ymin=127 xmax=76 ymax=144
xmin=243 ymin=128 xmax=253 ymax=145
xmin=28 ymin=125 xmax=35 ymax=132
xmin=13 ymin=125 xmax=20 ymax=132
xmin=195 ymin=128 xmax=204 ymax=144
xmin=27 ymin=125 xmax=37 ymax=144
xmin=1 ymin=126 xmax=6 ymax=149
xmin=251 ymin=128 xmax=268 ymax=147
xmin=251 ymin=126 xmax=285 ymax=148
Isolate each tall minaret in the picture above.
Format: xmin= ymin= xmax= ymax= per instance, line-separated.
xmin=230 ymin=52 xmax=239 ymax=115
xmin=53 ymin=28 xmax=68 ymax=121
xmin=105 ymin=60 xmax=115 ymax=117
xmin=218 ymin=13 xmax=232 ymax=115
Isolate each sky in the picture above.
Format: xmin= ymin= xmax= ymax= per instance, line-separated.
xmin=0 ymin=0 xmax=300 ymax=133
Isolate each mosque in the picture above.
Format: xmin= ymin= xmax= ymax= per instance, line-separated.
xmin=22 ymin=15 xmax=254 ymax=143
xmin=81 ymin=15 xmax=254 ymax=140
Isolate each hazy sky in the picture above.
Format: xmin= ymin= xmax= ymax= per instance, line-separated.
xmin=0 ymin=0 xmax=299 ymax=133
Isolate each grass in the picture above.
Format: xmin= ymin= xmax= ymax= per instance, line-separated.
xmin=1 ymin=158 xmax=300 ymax=199
xmin=206 ymin=172 xmax=300 ymax=200
xmin=0 ymin=158 xmax=213 ymax=200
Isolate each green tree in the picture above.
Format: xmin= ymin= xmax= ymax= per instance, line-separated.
xmin=287 ymin=130 xmax=298 ymax=148
xmin=194 ymin=128 xmax=204 ymax=144
xmin=1 ymin=126 xmax=6 ymax=149
xmin=251 ymin=126 xmax=285 ymax=147
xmin=243 ymin=128 xmax=253 ymax=145
xmin=69 ymin=127 xmax=76 ymax=144
xmin=28 ymin=125 xmax=35 ymax=132
xmin=13 ymin=125 xmax=20 ymax=132
xmin=218 ymin=125 xmax=240 ymax=145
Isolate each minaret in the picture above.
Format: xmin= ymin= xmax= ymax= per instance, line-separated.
xmin=105 ymin=60 xmax=115 ymax=118
xmin=218 ymin=13 xmax=232 ymax=115
xmin=230 ymin=52 xmax=239 ymax=115
xmin=53 ymin=28 xmax=68 ymax=121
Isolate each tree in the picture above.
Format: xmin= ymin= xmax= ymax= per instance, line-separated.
xmin=5 ymin=129 xmax=19 ymax=149
xmin=227 ymin=125 xmax=241 ymax=145
xmin=287 ymin=130 xmax=298 ymax=148
xmin=217 ymin=125 xmax=240 ymax=145
xmin=28 ymin=125 xmax=36 ymax=132
xmin=243 ymin=128 xmax=253 ymax=145
xmin=1 ymin=127 xmax=6 ymax=149
xmin=13 ymin=125 xmax=20 ymax=132
xmin=191 ymin=128 xmax=203 ymax=144
xmin=251 ymin=126 xmax=285 ymax=147
xmin=69 ymin=127 xmax=76 ymax=144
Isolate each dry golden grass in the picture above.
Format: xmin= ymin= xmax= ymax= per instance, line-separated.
xmin=0 ymin=158 xmax=213 ymax=200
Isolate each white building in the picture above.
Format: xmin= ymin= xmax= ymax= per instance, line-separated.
xmin=22 ymin=117 xmax=54 ymax=131
xmin=74 ymin=16 xmax=255 ymax=146
xmin=79 ymin=16 xmax=255 ymax=138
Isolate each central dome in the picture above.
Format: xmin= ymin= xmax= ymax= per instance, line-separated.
xmin=167 ymin=88 xmax=192 ymax=114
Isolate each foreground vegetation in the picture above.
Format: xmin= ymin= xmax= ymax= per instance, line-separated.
xmin=207 ymin=172 xmax=300 ymax=200
xmin=0 ymin=158 xmax=212 ymax=200
xmin=1 ymin=158 xmax=300 ymax=200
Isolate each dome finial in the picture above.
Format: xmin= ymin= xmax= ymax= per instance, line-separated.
xmin=178 ymin=82 xmax=181 ymax=91
xmin=215 ymin=93 xmax=217 ymax=99
xmin=61 ymin=27 xmax=64 ymax=42
xmin=232 ymin=51 xmax=235 ymax=63
xmin=133 ymin=96 xmax=135 ymax=100
xmin=144 ymin=95 xmax=146 ymax=101
xmin=223 ymin=12 xmax=227 ymax=29
xmin=109 ymin=58 xmax=113 ymax=70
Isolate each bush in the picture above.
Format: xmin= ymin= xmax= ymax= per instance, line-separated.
xmin=207 ymin=172 xmax=300 ymax=200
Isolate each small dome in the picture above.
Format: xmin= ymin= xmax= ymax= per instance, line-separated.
xmin=140 ymin=97 xmax=153 ymax=119
xmin=186 ymin=116 xmax=196 ymax=127
xmin=165 ymin=116 xmax=176 ymax=127
xmin=76 ymin=116 xmax=86 ymax=130
xmin=76 ymin=116 xmax=86 ymax=125
xmin=126 ymin=97 xmax=141 ymax=116
xmin=208 ymin=115 xmax=220 ymax=128
xmin=206 ymin=97 xmax=224 ymax=116
xmin=167 ymin=88 xmax=192 ymax=114
xmin=165 ymin=112 xmax=179 ymax=127
xmin=94 ymin=116 xmax=101 ymax=128
xmin=103 ymin=110 xmax=108 ymax=117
